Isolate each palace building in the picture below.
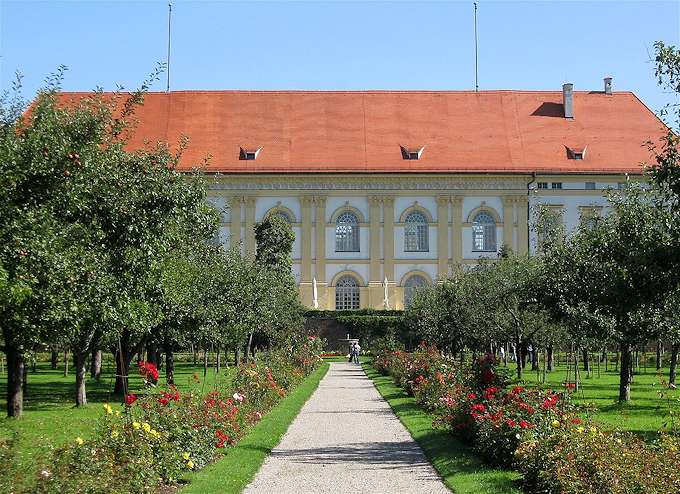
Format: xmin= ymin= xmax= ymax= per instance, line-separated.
xmin=64 ymin=80 xmax=663 ymax=310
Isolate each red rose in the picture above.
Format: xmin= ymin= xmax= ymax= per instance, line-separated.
xmin=506 ymin=419 xmax=516 ymax=427
xmin=158 ymin=397 xmax=169 ymax=406
xmin=467 ymin=392 xmax=477 ymax=400
xmin=124 ymin=394 xmax=137 ymax=405
xmin=519 ymin=420 xmax=531 ymax=429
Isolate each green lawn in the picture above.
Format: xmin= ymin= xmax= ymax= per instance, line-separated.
xmin=363 ymin=361 xmax=521 ymax=494
xmin=0 ymin=356 xmax=233 ymax=491
xmin=182 ymin=363 xmax=329 ymax=493
xmin=508 ymin=358 xmax=680 ymax=436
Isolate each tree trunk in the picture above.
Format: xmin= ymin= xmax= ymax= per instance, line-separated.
xmin=515 ymin=332 xmax=523 ymax=380
xmin=6 ymin=345 xmax=24 ymax=418
xmin=74 ymin=351 xmax=87 ymax=406
xmin=192 ymin=343 xmax=197 ymax=365
xmin=531 ymin=346 xmax=539 ymax=371
xmin=669 ymin=343 xmax=679 ymax=387
xmin=603 ymin=347 xmax=608 ymax=371
xmin=113 ymin=348 xmax=131 ymax=395
xmin=235 ymin=348 xmax=241 ymax=366
xmin=216 ymin=346 xmax=221 ymax=373
xmin=90 ymin=348 xmax=102 ymax=381
xmin=245 ymin=331 xmax=255 ymax=361
xmin=547 ymin=345 xmax=554 ymax=372
xmin=615 ymin=350 xmax=619 ymax=372
xmin=165 ymin=340 xmax=174 ymax=385
xmin=574 ymin=347 xmax=580 ymax=392
xmin=618 ymin=343 xmax=633 ymax=402
xmin=146 ymin=343 xmax=156 ymax=366
xmin=657 ymin=340 xmax=663 ymax=371
xmin=203 ymin=348 xmax=208 ymax=377
xmin=583 ymin=349 xmax=590 ymax=373
xmin=50 ymin=347 xmax=59 ymax=370
xmin=63 ymin=350 xmax=69 ymax=377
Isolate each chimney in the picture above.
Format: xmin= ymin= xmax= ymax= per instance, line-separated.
xmin=604 ymin=77 xmax=613 ymax=95
xmin=562 ymin=83 xmax=574 ymax=119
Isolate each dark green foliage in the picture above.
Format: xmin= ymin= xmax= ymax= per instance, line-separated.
xmin=306 ymin=309 xmax=407 ymax=349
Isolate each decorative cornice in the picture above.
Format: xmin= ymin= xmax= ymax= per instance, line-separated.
xmin=211 ymin=176 xmax=529 ymax=191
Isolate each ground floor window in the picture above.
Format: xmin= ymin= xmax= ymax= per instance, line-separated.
xmin=403 ymin=274 xmax=428 ymax=307
xmin=335 ymin=275 xmax=360 ymax=310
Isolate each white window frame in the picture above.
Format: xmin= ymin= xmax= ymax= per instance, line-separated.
xmin=404 ymin=212 xmax=429 ymax=252
xmin=472 ymin=212 xmax=497 ymax=252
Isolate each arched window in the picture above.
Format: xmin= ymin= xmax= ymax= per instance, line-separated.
xmin=335 ymin=211 xmax=360 ymax=252
xmin=404 ymin=211 xmax=429 ymax=252
xmin=403 ymin=274 xmax=428 ymax=307
xmin=335 ymin=275 xmax=360 ymax=310
xmin=472 ymin=212 xmax=497 ymax=252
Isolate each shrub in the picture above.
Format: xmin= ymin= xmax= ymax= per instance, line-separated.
xmin=515 ymin=429 xmax=680 ymax=494
xmin=471 ymin=386 xmax=580 ymax=467
xmin=34 ymin=340 xmax=322 ymax=493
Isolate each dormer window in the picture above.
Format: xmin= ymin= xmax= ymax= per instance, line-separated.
xmin=566 ymin=146 xmax=587 ymax=160
xmin=239 ymin=147 xmax=262 ymax=161
xmin=400 ymin=145 xmax=425 ymax=160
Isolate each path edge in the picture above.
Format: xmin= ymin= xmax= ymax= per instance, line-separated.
xmin=362 ymin=360 xmax=522 ymax=494
xmin=181 ymin=362 xmax=330 ymax=494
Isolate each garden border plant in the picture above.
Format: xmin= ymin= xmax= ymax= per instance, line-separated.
xmin=373 ymin=344 xmax=680 ymax=494
xmin=363 ymin=360 xmax=521 ymax=494
xmin=29 ymin=337 xmax=324 ymax=494
xmin=182 ymin=362 xmax=329 ymax=493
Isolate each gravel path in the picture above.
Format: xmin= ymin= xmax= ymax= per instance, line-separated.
xmin=244 ymin=361 xmax=450 ymax=494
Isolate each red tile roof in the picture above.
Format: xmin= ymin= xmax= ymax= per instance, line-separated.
xmin=56 ymin=90 xmax=665 ymax=174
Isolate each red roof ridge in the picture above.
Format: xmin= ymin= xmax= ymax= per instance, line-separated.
xmin=53 ymin=89 xmax=639 ymax=96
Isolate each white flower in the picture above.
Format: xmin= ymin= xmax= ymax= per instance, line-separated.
xmin=233 ymin=392 xmax=244 ymax=403
xmin=40 ymin=470 xmax=51 ymax=479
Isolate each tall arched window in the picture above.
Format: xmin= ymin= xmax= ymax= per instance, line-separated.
xmin=335 ymin=211 xmax=360 ymax=252
xmin=403 ymin=274 xmax=428 ymax=307
xmin=472 ymin=212 xmax=497 ymax=252
xmin=404 ymin=212 xmax=429 ymax=252
xmin=335 ymin=275 xmax=360 ymax=310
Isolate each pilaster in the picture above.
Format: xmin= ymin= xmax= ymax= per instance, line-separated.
xmin=301 ymin=196 xmax=314 ymax=282
xmin=502 ymin=196 xmax=516 ymax=252
xmin=314 ymin=196 xmax=328 ymax=309
xmin=436 ymin=195 xmax=449 ymax=278
xmin=517 ymin=195 xmax=529 ymax=254
xmin=383 ymin=196 xmax=395 ymax=283
xmin=244 ymin=197 xmax=257 ymax=254
xmin=369 ymin=195 xmax=381 ymax=282
xmin=229 ymin=196 xmax=242 ymax=253
xmin=450 ymin=195 xmax=464 ymax=264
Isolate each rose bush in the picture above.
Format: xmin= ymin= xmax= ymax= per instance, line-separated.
xmin=34 ymin=340 xmax=322 ymax=493
xmin=515 ymin=428 xmax=680 ymax=494
xmin=376 ymin=345 xmax=680 ymax=492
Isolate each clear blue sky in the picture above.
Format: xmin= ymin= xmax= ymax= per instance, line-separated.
xmin=1 ymin=1 xmax=679 ymax=114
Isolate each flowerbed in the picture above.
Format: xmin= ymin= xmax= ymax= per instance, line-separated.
xmin=375 ymin=344 xmax=680 ymax=493
xmin=34 ymin=337 xmax=323 ymax=493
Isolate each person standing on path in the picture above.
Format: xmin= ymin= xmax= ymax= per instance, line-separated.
xmin=353 ymin=342 xmax=361 ymax=364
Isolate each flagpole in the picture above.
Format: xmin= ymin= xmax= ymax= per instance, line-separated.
xmin=474 ymin=2 xmax=479 ymax=92
xmin=166 ymin=2 xmax=172 ymax=92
